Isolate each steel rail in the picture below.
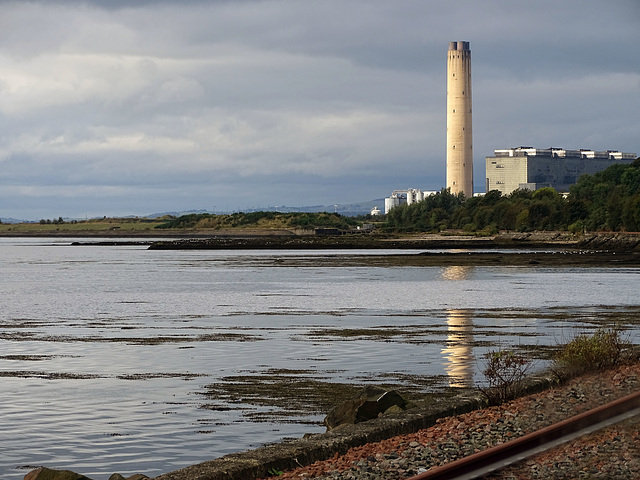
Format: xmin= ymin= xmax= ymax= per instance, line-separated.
xmin=406 ymin=389 xmax=640 ymax=480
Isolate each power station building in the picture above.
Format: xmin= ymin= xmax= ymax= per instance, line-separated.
xmin=485 ymin=147 xmax=637 ymax=195
xmin=383 ymin=42 xmax=636 ymax=214
xmin=446 ymin=41 xmax=473 ymax=197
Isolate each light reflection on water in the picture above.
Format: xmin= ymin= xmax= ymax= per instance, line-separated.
xmin=0 ymin=238 xmax=639 ymax=478
xmin=441 ymin=267 xmax=476 ymax=387
xmin=442 ymin=309 xmax=475 ymax=388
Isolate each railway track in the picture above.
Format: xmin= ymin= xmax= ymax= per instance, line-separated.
xmin=406 ymin=389 xmax=640 ymax=480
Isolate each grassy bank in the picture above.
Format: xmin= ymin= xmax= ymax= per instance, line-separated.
xmin=0 ymin=217 xmax=165 ymax=235
xmin=0 ymin=212 xmax=373 ymax=237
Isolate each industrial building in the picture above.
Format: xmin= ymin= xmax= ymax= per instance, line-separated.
xmin=384 ymin=189 xmax=437 ymax=214
xmin=385 ymin=42 xmax=637 ymax=213
xmin=485 ymin=147 xmax=637 ymax=195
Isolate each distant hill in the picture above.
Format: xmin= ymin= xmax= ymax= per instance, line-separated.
xmin=262 ymin=200 xmax=383 ymax=216
xmin=146 ymin=200 xmax=384 ymax=218
xmin=146 ymin=209 xmax=210 ymax=219
xmin=1 ymin=200 xmax=384 ymax=225
xmin=0 ymin=217 xmax=32 ymax=224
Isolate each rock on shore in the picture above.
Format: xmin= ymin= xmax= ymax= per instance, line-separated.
xmin=324 ymin=387 xmax=410 ymax=431
xmin=576 ymin=232 xmax=640 ymax=251
xmin=23 ymin=467 xmax=150 ymax=480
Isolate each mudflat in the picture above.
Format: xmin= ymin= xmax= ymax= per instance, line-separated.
xmin=144 ymin=232 xmax=640 ymax=267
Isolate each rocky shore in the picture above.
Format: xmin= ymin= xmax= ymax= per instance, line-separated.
xmin=8 ymin=229 xmax=640 ymax=255
xmin=146 ymin=231 xmax=640 ymax=253
xmin=145 ymin=231 xmax=543 ymax=250
xmin=67 ymin=232 xmax=640 ymax=267
xmin=258 ymin=362 xmax=640 ymax=480
xmin=143 ymin=232 xmax=640 ymax=268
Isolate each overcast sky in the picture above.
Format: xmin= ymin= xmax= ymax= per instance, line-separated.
xmin=1 ymin=0 xmax=639 ymax=219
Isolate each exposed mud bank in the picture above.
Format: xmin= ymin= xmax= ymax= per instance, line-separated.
xmin=143 ymin=232 xmax=640 ymax=267
xmin=9 ymin=230 xmax=640 ymax=254
xmin=223 ymin=250 xmax=640 ymax=267
xmin=146 ymin=232 xmax=640 ymax=254
xmin=146 ymin=233 xmax=510 ymax=251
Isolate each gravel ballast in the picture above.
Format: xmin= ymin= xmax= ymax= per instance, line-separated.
xmin=257 ymin=363 xmax=640 ymax=480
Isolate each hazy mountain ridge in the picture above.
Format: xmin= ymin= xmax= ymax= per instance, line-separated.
xmin=146 ymin=200 xmax=383 ymax=219
xmin=1 ymin=199 xmax=383 ymax=225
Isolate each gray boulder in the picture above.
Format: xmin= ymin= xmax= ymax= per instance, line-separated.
xmin=24 ymin=467 xmax=92 ymax=480
xmin=23 ymin=467 xmax=150 ymax=480
xmin=324 ymin=386 xmax=408 ymax=430
xmin=109 ymin=474 xmax=151 ymax=480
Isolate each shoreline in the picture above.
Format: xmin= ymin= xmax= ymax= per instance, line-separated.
xmin=28 ymin=361 xmax=640 ymax=479
xmin=4 ymin=231 xmax=640 ymax=267
xmin=253 ymin=361 xmax=640 ymax=480
xmin=2 ymin=230 xmax=640 ymax=253
xmin=153 ymin=361 xmax=640 ymax=480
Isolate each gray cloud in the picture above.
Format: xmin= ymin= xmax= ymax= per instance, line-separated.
xmin=0 ymin=0 xmax=638 ymax=219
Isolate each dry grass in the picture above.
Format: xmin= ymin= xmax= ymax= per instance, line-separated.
xmin=0 ymin=218 xmax=164 ymax=234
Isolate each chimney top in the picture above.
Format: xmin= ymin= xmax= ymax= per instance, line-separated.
xmin=449 ymin=41 xmax=470 ymax=51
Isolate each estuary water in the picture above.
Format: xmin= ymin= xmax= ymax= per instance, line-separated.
xmin=0 ymin=237 xmax=639 ymax=478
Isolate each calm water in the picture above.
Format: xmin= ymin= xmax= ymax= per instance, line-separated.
xmin=1 ymin=238 xmax=639 ymax=478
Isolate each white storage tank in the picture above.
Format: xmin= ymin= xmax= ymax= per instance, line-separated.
xmin=406 ymin=189 xmax=414 ymax=205
xmin=384 ymin=195 xmax=400 ymax=214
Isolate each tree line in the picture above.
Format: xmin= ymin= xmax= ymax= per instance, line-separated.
xmin=385 ymin=158 xmax=640 ymax=233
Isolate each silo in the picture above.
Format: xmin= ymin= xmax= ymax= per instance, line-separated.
xmin=384 ymin=195 xmax=399 ymax=214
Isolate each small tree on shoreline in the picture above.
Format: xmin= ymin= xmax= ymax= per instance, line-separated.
xmin=479 ymin=349 xmax=534 ymax=405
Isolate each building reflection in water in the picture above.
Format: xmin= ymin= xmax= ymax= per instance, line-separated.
xmin=440 ymin=266 xmax=475 ymax=388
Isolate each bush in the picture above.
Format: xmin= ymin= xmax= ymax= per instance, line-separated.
xmin=478 ymin=328 xmax=633 ymax=406
xmin=479 ymin=349 xmax=534 ymax=405
xmin=554 ymin=328 xmax=629 ymax=374
xmin=568 ymin=220 xmax=585 ymax=235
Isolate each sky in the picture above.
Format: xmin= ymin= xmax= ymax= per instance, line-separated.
xmin=0 ymin=0 xmax=639 ymax=220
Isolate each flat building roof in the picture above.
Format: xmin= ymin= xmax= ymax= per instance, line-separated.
xmin=492 ymin=147 xmax=636 ymax=159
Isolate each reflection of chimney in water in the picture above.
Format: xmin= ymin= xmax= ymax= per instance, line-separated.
xmin=440 ymin=265 xmax=475 ymax=388
xmin=442 ymin=309 xmax=474 ymax=388
xmin=440 ymin=265 xmax=473 ymax=281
